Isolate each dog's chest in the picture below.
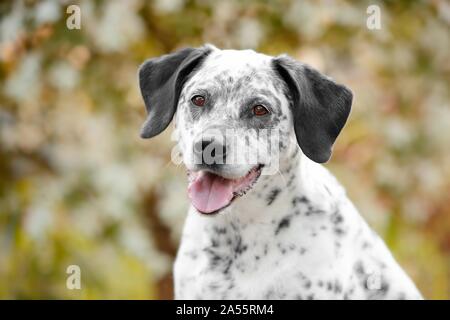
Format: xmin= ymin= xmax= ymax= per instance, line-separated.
xmin=174 ymin=202 xmax=357 ymax=300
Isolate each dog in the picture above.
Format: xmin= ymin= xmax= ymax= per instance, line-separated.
xmin=138 ymin=44 xmax=423 ymax=300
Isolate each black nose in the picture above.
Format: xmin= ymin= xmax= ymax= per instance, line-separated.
xmin=194 ymin=138 xmax=227 ymax=165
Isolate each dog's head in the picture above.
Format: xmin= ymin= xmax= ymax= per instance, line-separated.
xmin=138 ymin=45 xmax=352 ymax=215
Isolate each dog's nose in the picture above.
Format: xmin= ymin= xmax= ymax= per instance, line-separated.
xmin=194 ymin=137 xmax=227 ymax=165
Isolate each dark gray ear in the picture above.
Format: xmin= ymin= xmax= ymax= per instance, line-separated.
xmin=138 ymin=46 xmax=212 ymax=138
xmin=272 ymin=56 xmax=352 ymax=163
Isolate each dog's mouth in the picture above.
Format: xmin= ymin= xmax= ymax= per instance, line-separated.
xmin=187 ymin=165 xmax=263 ymax=215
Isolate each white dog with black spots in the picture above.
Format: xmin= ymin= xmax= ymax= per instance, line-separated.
xmin=138 ymin=45 xmax=423 ymax=300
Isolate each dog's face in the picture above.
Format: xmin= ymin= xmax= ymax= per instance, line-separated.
xmin=177 ymin=49 xmax=291 ymax=178
xmin=138 ymin=45 xmax=352 ymax=215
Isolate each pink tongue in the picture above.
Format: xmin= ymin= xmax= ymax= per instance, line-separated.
xmin=188 ymin=172 xmax=234 ymax=214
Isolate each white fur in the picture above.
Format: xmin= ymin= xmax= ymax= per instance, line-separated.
xmin=172 ymin=48 xmax=422 ymax=300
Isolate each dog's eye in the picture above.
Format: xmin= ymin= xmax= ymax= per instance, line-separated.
xmin=252 ymin=105 xmax=269 ymax=116
xmin=191 ymin=95 xmax=206 ymax=107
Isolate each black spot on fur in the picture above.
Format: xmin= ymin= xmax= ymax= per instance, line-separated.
xmin=334 ymin=280 xmax=342 ymax=294
xmin=264 ymin=288 xmax=276 ymax=299
xmin=286 ymin=174 xmax=296 ymax=187
xmin=354 ymin=261 xmax=365 ymax=276
xmin=292 ymin=196 xmax=309 ymax=206
xmin=304 ymin=279 xmax=312 ymax=289
xmin=213 ymin=226 xmax=227 ymax=235
xmin=324 ymin=185 xmax=332 ymax=196
xmin=334 ymin=227 xmax=346 ymax=236
xmin=263 ymin=244 xmax=268 ymax=256
xmin=327 ymin=281 xmax=333 ymax=291
xmin=275 ymin=217 xmax=291 ymax=235
xmin=223 ymin=259 xmax=233 ymax=274
xmin=306 ymin=207 xmax=326 ymax=216
xmin=362 ymin=241 xmax=372 ymax=249
xmin=331 ymin=211 xmax=344 ymax=224
xmin=267 ymin=188 xmax=281 ymax=206
xmin=209 ymin=282 xmax=220 ymax=291
xmin=204 ymin=247 xmax=224 ymax=269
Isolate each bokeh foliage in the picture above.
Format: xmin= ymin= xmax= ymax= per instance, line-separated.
xmin=0 ymin=0 xmax=449 ymax=299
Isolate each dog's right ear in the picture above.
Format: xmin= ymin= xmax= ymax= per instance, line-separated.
xmin=138 ymin=46 xmax=212 ymax=138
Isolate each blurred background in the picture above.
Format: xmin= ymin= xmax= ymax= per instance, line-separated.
xmin=0 ymin=0 xmax=449 ymax=299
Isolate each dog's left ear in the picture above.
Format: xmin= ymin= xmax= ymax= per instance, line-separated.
xmin=272 ymin=55 xmax=353 ymax=163
xmin=138 ymin=46 xmax=212 ymax=138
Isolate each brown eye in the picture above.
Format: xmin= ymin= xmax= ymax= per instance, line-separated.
xmin=252 ymin=105 xmax=269 ymax=116
xmin=191 ymin=95 xmax=206 ymax=107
